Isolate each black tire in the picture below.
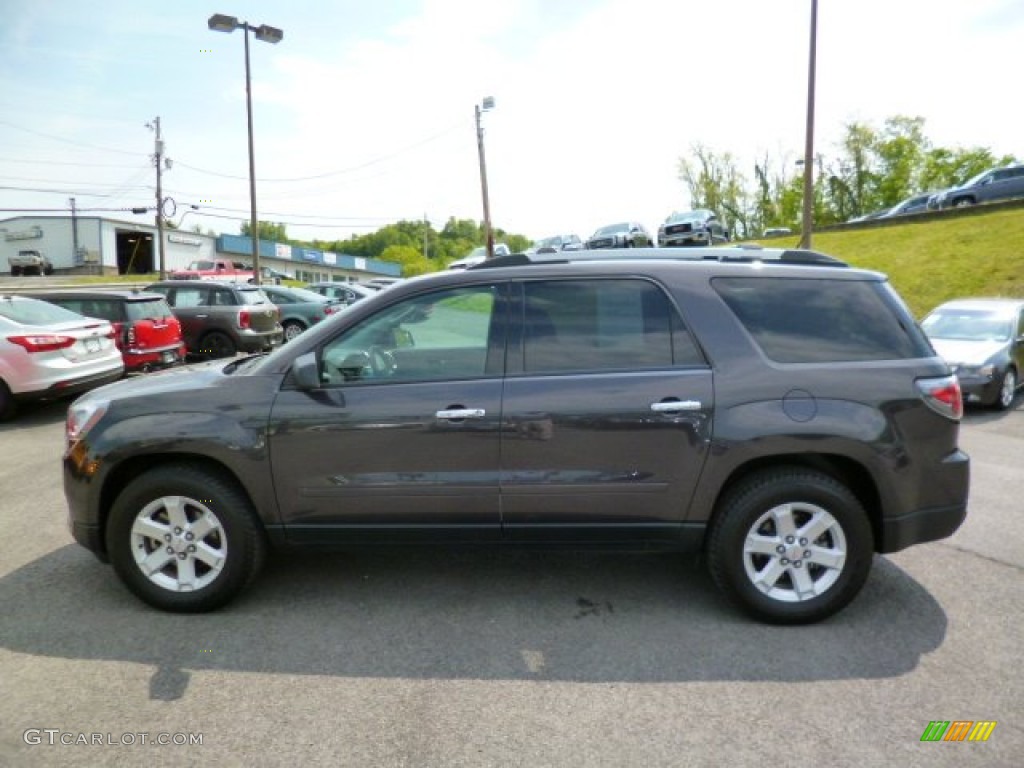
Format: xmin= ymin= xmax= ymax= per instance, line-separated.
xmin=198 ymin=330 xmax=236 ymax=359
xmin=11 ymin=266 xmax=21 ymax=277
xmin=992 ymin=366 xmax=1017 ymax=411
xmin=0 ymin=379 xmax=16 ymax=421
xmin=106 ymin=463 xmax=266 ymax=612
xmin=282 ymin=320 xmax=305 ymax=343
xmin=707 ymin=468 xmax=873 ymax=624
xmin=43 ymin=265 xmax=54 ymax=276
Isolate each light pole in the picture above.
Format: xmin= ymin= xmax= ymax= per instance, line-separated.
xmin=799 ymin=0 xmax=818 ymax=250
xmin=208 ymin=13 xmax=283 ymax=285
xmin=475 ymin=97 xmax=495 ymax=260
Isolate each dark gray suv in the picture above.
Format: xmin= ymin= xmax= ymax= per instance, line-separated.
xmin=65 ymin=247 xmax=969 ymax=624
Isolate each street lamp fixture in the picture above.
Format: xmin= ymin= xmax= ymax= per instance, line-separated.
xmin=475 ymin=97 xmax=496 ymax=260
xmin=208 ymin=13 xmax=283 ymax=285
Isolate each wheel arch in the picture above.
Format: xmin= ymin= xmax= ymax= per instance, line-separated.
xmin=96 ymin=453 xmax=265 ymax=559
xmin=701 ymin=453 xmax=882 ymax=551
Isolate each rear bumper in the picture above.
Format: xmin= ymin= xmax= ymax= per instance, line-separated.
xmin=15 ymin=366 xmax=125 ymax=403
xmin=122 ymin=343 xmax=187 ymax=372
xmin=879 ymin=502 xmax=968 ymax=553
xmin=237 ymin=329 xmax=284 ymax=353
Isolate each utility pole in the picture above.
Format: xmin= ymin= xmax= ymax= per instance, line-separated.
xmin=148 ymin=117 xmax=167 ymax=278
xmin=475 ymin=98 xmax=495 ymax=260
xmin=69 ymin=197 xmax=80 ymax=272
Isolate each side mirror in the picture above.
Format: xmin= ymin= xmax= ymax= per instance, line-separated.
xmin=291 ymin=351 xmax=322 ymax=390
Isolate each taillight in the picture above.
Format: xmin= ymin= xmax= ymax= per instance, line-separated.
xmin=238 ymin=309 xmax=251 ymax=330
xmin=122 ymin=323 xmax=135 ymax=349
xmin=323 ymin=305 xmax=336 ymax=315
xmin=916 ymin=375 xmax=963 ymax=421
xmin=7 ymin=334 xmax=76 ymax=353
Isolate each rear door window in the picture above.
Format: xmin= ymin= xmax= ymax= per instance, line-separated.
xmin=713 ymin=277 xmax=932 ymax=362
xmin=518 ymin=279 xmax=703 ymax=374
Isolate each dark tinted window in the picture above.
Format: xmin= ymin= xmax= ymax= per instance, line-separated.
xmin=125 ymin=298 xmax=174 ymax=321
xmin=713 ymin=277 xmax=930 ymax=362
xmin=522 ymin=279 xmax=702 ymax=373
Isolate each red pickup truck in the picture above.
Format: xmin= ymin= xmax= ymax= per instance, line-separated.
xmin=169 ymin=259 xmax=255 ymax=283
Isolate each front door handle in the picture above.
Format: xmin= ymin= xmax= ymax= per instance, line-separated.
xmin=436 ymin=408 xmax=486 ymax=420
xmin=651 ymin=400 xmax=702 ymax=413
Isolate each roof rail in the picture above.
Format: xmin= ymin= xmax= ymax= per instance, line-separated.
xmin=469 ymin=246 xmax=847 ymax=269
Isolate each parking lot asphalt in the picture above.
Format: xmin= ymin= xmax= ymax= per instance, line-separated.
xmin=0 ymin=399 xmax=1021 ymax=767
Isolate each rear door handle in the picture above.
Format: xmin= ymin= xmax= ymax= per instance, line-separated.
xmin=436 ymin=408 xmax=486 ymax=420
xmin=651 ymin=400 xmax=702 ymax=412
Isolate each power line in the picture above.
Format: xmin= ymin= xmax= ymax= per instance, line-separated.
xmin=0 ymin=119 xmax=148 ymax=158
xmin=174 ymin=121 xmax=464 ymax=182
xmin=0 ymin=156 xmax=147 ymax=169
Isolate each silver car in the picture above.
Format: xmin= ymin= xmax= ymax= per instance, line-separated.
xmin=0 ymin=295 xmax=124 ymax=419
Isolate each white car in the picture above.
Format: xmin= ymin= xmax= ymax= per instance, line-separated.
xmin=0 ymin=295 xmax=124 ymax=419
xmin=448 ymin=244 xmax=510 ymax=269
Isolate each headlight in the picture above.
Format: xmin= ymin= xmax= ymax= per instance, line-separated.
xmin=66 ymin=399 xmax=109 ymax=447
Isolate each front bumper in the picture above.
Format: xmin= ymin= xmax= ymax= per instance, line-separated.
xmin=660 ymin=231 xmax=713 ymax=247
xmin=955 ymin=370 xmax=1002 ymax=405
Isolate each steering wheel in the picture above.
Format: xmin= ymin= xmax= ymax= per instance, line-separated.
xmin=367 ymin=346 xmax=396 ymax=377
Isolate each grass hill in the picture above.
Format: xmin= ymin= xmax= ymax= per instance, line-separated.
xmin=756 ymin=206 xmax=1024 ymax=318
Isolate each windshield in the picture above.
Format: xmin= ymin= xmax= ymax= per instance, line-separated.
xmin=278 ymin=287 xmax=330 ymax=303
xmin=125 ymin=297 xmax=174 ymax=321
xmin=667 ymin=211 xmax=707 ymax=224
xmin=959 ymin=169 xmax=992 ymax=188
xmin=533 ymin=236 xmax=562 ymax=248
xmin=922 ymin=308 xmax=1012 ymax=342
xmin=187 ymin=260 xmax=216 ymax=271
xmin=595 ymin=223 xmax=629 ymax=236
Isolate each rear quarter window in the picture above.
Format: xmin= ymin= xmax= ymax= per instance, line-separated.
xmin=713 ymin=276 xmax=932 ymax=362
xmin=237 ymin=288 xmax=272 ymax=306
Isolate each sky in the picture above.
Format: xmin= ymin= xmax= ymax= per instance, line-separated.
xmin=1 ymin=0 xmax=1021 ymax=247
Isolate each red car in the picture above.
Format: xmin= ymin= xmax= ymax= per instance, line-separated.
xmin=33 ymin=290 xmax=186 ymax=374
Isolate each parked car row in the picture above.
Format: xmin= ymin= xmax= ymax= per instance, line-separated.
xmin=451 ymin=211 xmax=731 ymax=269
xmin=847 ymin=162 xmax=1024 ymax=224
xmin=0 ymin=279 xmax=369 ymax=419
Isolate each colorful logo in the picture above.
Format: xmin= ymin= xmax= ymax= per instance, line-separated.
xmin=920 ymin=721 xmax=997 ymax=742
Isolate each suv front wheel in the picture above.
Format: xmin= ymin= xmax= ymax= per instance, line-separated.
xmin=707 ymin=468 xmax=873 ymax=624
xmin=106 ymin=464 xmax=266 ymax=612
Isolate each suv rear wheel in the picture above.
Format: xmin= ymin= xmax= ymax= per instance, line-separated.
xmin=106 ymin=464 xmax=266 ymax=612
xmin=199 ymin=330 xmax=236 ymax=359
xmin=707 ymin=468 xmax=873 ymax=624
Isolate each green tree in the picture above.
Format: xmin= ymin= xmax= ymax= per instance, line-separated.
xmin=379 ymin=244 xmax=433 ymax=276
xmin=240 ymin=220 xmax=289 ymax=243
